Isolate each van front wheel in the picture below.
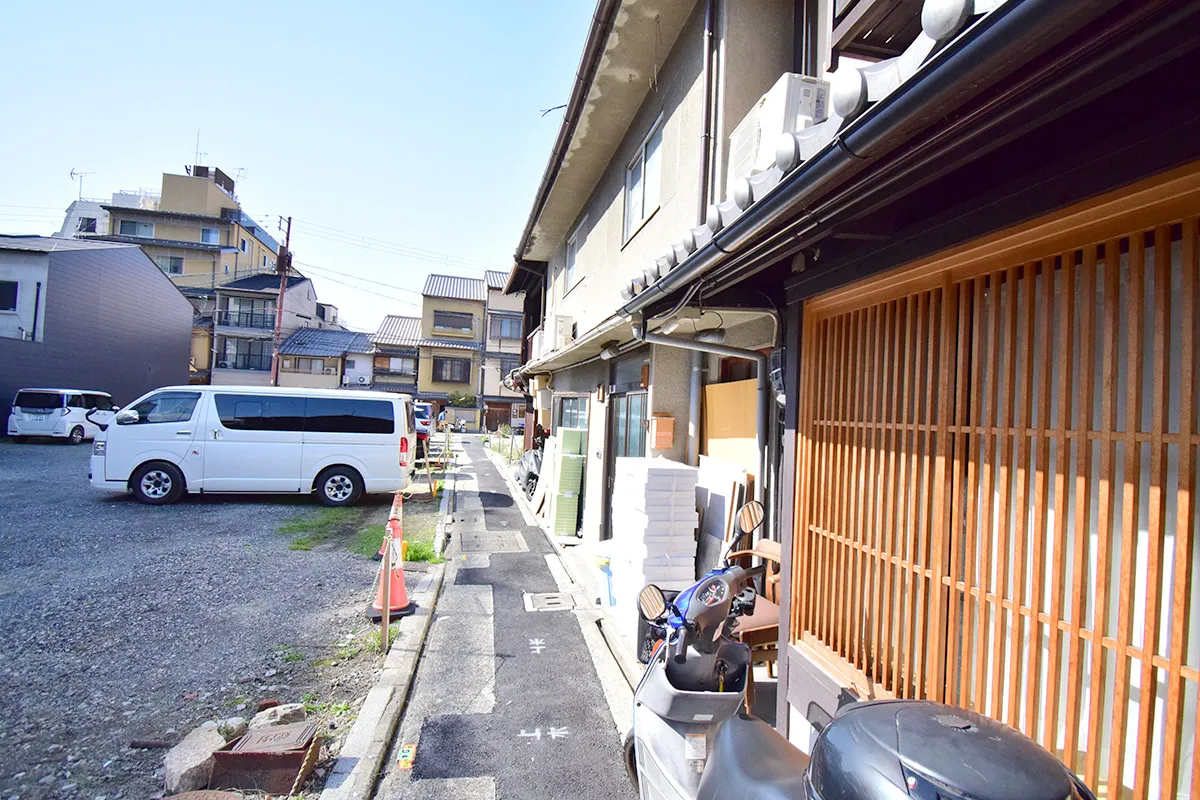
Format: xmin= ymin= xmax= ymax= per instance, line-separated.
xmin=315 ymin=466 xmax=363 ymax=507
xmin=131 ymin=461 xmax=185 ymax=505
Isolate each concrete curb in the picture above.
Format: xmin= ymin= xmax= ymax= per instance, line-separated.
xmin=319 ymin=561 xmax=446 ymax=800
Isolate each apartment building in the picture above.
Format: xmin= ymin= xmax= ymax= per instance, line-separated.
xmin=84 ymin=166 xmax=279 ymax=290
xmin=210 ymin=274 xmax=320 ymax=385
xmin=504 ymin=0 xmax=1200 ymax=796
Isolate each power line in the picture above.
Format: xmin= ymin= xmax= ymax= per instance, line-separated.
xmin=292 ymin=219 xmax=507 ymax=272
xmin=297 ymin=263 xmax=420 ymax=309
xmin=295 ymin=260 xmax=423 ymax=296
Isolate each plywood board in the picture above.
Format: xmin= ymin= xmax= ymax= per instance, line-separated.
xmin=702 ymin=379 xmax=758 ymax=480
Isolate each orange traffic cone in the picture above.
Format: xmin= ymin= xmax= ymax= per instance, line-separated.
xmin=368 ymin=536 xmax=415 ymax=621
xmin=372 ymin=493 xmax=404 ymax=561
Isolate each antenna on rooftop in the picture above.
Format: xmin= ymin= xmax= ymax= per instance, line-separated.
xmin=69 ymin=168 xmax=94 ymax=199
xmin=193 ymin=130 xmax=206 ymax=167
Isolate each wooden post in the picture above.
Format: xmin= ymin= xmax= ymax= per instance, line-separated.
xmin=381 ymin=532 xmax=392 ymax=652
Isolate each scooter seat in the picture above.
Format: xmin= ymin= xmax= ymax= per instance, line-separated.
xmin=697 ymin=712 xmax=810 ymax=800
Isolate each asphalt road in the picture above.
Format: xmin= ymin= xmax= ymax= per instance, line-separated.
xmin=0 ymin=439 xmax=381 ymax=799
xmin=379 ymin=438 xmax=634 ymax=800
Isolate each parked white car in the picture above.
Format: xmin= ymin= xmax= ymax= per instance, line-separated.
xmin=90 ymin=386 xmax=417 ymax=506
xmin=8 ymin=388 xmax=117 ymax=444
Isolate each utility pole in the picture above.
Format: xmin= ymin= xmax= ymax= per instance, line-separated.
xmin=270 ymin=216 xmax=293 ymax=386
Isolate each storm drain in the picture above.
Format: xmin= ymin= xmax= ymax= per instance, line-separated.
xmin=523 ymin=592 xmax=576 ymax=612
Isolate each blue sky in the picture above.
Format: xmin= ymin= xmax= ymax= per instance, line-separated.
xmin=0 ymin=2 xmax=592 ymax=331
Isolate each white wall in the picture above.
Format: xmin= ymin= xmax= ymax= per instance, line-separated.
xmin=0 ymin=250 xmax=49 ymax=342
xmin=342 ymin=350 xmax=373 ymax=387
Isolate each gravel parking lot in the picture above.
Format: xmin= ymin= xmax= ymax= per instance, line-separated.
xmin=0 ymin=440 xmax=386 ymax=799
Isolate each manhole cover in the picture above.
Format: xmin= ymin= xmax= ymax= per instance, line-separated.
xmin=524 ymin=592 xmax=576 ymax=612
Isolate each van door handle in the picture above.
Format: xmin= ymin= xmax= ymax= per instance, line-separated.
xmin=212 ymin=430 xmax=220 ymax=440
xmin=176 ymin=430 xmax=192 ymax=435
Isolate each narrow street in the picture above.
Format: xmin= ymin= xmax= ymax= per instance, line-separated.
xmin=378 ymin=437 xmax=634 ymax=800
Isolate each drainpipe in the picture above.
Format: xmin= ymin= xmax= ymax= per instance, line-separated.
xmin=697 ymin=0 xmax=718 ymax=224
xmin=687 ymin=351 xmax=703 ymax=465
xmin=635 ymin=323 xmax=766 ymax=504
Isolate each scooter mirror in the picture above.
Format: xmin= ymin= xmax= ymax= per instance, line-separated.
xmin=737 ymin=500 xmax=765 ymax=535
xmin=637 ymin=584 xmax=667 ymax=621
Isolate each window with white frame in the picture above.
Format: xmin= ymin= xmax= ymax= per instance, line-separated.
xmin=119 ymin=220 xmax=154 ymax=238
xmin=624 ymin=118 xmax=663 ymax=239
xmin=240 ymin=238 xmax=248 ymax=252
xmin=201 ymin=227 xmax=220 ymax=244
xmin=565 ymin=217 xmax=587 ymax=293
xmin=155 ymin=256 xmax=184 ymax=275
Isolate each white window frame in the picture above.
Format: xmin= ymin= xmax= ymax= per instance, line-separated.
xmin=201 ymin=227 xmax=220 ymax=244
xmin=564 ymin=216 xmax=587 ymax=295
xmin=623 ymin=115 xmax=664 ymax=242
xmin=119 ymin=220 xmax=154 ymax=238
xmin=240 ymin=238 xmax=248 ymax=252
xmin=155 ymin=256 xmax=184 ymax=275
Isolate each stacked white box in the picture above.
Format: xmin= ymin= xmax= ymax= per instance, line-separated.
xmin=608 ymin=458 xmax=701 ymax=632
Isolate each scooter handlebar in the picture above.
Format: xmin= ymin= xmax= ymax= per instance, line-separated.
xmin=671 ymin=628 xmax=689 ymax=664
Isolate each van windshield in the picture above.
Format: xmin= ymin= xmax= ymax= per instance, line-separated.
xmin=414 ymin=406 xmax=431 ymax=420
xmin=14 ymin=391 xmax=63 ymax=410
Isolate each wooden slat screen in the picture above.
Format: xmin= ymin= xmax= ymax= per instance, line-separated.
xmin=792 ymin=218 xmax=1200 ymax=800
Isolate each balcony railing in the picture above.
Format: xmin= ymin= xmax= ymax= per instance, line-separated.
xmin=216 ymin=354 xmax=272 ymax=371
xmin=373 ymin=366 xmax=418 ymax=379
xmin=216 ymin=310 xmax=275 ymax=329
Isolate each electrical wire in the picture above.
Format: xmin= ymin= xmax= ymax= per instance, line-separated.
xmin=296 ymin=260 xmax=423 ymax=296
xmin=293 ymin=219 xmax=507 ymax=272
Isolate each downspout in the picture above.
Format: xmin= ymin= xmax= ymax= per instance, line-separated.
xmin=687 ymin=351 xmax=703 ymax=465
xmin=636 ymin=324 xmax=766 ymax=504
xmin=30 ymin=282 xmax=42 ymax=343
xmin=697 ymin=0 xmax=718 ymax=224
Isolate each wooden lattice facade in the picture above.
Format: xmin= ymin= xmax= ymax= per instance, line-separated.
xmin=790 ymin=165 xmax=1200 ymax=800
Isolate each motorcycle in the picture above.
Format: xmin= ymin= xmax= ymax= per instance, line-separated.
xmin=626 ymin=500 xmax=1096 ymax=800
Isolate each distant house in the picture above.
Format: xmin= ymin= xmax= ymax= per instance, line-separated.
xmin=278 ymin=328 xmax=372 ymax=389
xmin=370 ymin=315 xmax=421 ymax=395
xmin=211 ymin=273 xmax=319 ymax=385
xmin=0 ymin=235 xmax=192 ymax=425
xmin=481 ymin=269 xmax=524 ymax=430
xmin=417 ymin=275 xmax=485 ymax=426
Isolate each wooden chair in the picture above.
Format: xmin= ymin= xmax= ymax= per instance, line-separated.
xmin=726 ymin=502 xmax=782 ymax=714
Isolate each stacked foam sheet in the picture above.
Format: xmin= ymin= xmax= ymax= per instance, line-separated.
xmin=547 ymin=428 xmax=587 ymax=536
xmin=609 ymin=457 xmax=700 ymax=631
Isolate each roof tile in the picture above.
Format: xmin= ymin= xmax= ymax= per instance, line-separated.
xmin=422 ymin=274 xmax=485 ymax=302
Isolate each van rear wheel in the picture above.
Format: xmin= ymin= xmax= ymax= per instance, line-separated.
xmin=315 ymin=466 xmax=363 ymax=507
xmin=131 ymin=461 xmax=185 ymax=505
xmin=68 ymin=426 xmax=85 ymax=445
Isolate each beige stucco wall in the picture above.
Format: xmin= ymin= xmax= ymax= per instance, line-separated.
xmin=278 ymin=371 xmax=340 ymax=389
xmin=417 ymin=346 xmax=478 ymax=396
xmin=211 ymin=368 xmax=271 ymax=386
xmin=191 ymin=328 xmax=212 ymax=371
xmin=160 ymin=173 xmax=236 ymax=216
xmin=421 ymin=296 xmax=483 ymax=340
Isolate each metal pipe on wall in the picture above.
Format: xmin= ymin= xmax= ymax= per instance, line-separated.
xmin=687 ymin=350 xmax=703 ymax=465
xmin=637 ymin=330 xmax=766 ymax=504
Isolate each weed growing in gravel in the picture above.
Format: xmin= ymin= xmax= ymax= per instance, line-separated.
xmin=330 ymin=702 xmax=352 ymax=716
xmin=350 ymin=524 xmax=385 ymax=557
xmin=279 ymin=507 xmax=363 ymax=550
xmin=277 ymin=645 xmax=306 ymax=663
xmin=364 ymin=622 xmax=403 ymax=653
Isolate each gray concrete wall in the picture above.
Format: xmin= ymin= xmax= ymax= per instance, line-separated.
xmin=648 ymin=344 xmax=691 ymax=462
xmin=0 ymin=246 xmax=193 ymax=424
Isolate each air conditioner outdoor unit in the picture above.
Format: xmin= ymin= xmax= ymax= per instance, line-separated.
xmin=552 ymin=315 xmax=574 ymax=350
xmin=726 ymin=73 xmax=829 ymax=200
xmin=323 ymin=367 xmax=337 ymax=375
xmin=217 ymin=360 xmax=230 ymax=368
xmin=357 ymin=375 xmax=369 ymax=384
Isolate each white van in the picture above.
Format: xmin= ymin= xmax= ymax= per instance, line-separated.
xmin=90 ymin=386 xmax=416 ymax=506
xmin=8 ymin=388 xmax=117 ymax=444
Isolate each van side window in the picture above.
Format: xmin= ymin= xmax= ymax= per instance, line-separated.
xmin=129 ymin=392 xmax=200 ymax=424
xmin=93 ymin=396 xmax=115 ymax=411
xmin=214 ymin=394 xmax=305 ymax=432
xmin=305 ymin=398 xmax=394 ymax=434
xmin=67 ymin=394 xmax=86 ymax=409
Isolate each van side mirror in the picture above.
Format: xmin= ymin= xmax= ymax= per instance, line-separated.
xmin=115 ymin=409 xmax=139 ymax=425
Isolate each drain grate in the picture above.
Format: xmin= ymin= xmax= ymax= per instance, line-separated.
xmin=523 ymin=592 xmax=576 ymax=612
